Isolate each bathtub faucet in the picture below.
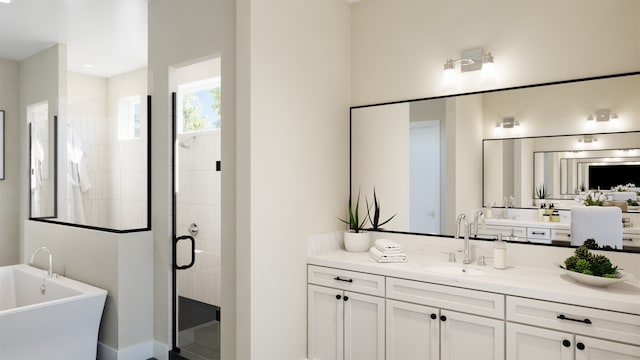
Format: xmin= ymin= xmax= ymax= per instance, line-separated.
xmin=29 ymin=247 xmax=54 ymax=277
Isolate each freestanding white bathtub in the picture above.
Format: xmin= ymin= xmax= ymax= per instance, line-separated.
xmin=0 ymin=264 xmax=107 ymax=360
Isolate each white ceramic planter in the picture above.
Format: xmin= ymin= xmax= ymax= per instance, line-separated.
xmin=343 ymin=231 xmax=371 ymax=252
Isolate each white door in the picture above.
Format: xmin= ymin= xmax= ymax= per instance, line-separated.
xmin=386 ymin=299 xmax=439 ymax=360
xmin=308 ymin=285 xmax=344 ymax=360
xmin=440 ymin=309 xmax=504 ymax=360
xmin=575 ymin=335 xmax=640 ymax=360
xmin=343 ymin=291 xmax=385 ymax=360
xmin=507 ymin=322 xmax=574 ymax=360
xmin=410 ymin=120 xmax=440 ymax=233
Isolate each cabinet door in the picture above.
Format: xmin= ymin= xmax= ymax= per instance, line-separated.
xmin=343 ymin=291 xmax=385 ymax=360
xmin=440 ymin=310 xmax=504 ymax=360
xmin=575 ymin=335 xmax=640 ymax=360
xmin=308 ymin=285 xmax=344 ymax=360
xmin=386 ymin=299 xmax=439 ymax=360
xmin=506 ymin=322 xmax=573 ymax=360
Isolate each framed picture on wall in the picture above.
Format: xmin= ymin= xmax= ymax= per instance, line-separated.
xmin=0 ymin=110 xmax=4 ymax=180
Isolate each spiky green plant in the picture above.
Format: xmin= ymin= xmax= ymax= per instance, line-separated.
xmin=338 ymin=191 xmax=369 ymax=233
xmin=366 ymin=188 xmax=397 ymax=230
xmin=535 ymin=184 xmax=549 ymax=199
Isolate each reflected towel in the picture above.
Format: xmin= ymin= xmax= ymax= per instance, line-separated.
xmin=570 ymin=206 xmax=623 ymax=249
xmin=369 ymin=247 xmax=408 ymax=263
xmin=374 ymin=239 xmax=403 ymax=253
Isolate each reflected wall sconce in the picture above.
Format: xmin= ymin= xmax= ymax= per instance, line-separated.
xmin=578 ymin=135 xmax=598 ymax=144
xmin=587 ymin=109 xmax=618 ymax=122
xmin=442 ymin=48 xmax=496 ymax=91
xmin=495 ymin=117 xmax=519 ymax=129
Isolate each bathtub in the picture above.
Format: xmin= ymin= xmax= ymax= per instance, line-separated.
xmin=0 ymin=264 xmax=107 ymax=360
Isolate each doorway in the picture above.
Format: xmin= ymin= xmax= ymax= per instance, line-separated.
xmin=171 ymin=57 xmax=222 ymax=360
xmin=409 ymin=120 xmax=441 ymax=234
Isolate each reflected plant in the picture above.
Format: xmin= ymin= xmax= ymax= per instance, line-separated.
xmin=535 ymin=185 xmax=549 ymax=199
xmin=366 ymin=188 xmax=397 ymax=230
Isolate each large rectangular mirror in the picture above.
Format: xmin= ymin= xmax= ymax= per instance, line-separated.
xmin=351 ymin=72 xmax=640 ymax=252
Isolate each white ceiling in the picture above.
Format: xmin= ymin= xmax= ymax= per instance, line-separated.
xmin=0 ymin=0 xmax=147 ymax=78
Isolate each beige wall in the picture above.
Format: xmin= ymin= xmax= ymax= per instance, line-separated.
xmin=351 ymin=0 xmax=640 ymax=105
xmin=0 ymin=58 xmax=20 ymax=266
xmin=236 ymin=0 xmax=351 ymax=358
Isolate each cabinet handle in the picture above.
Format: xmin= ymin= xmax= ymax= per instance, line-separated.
xmin=623 ymin=238 xmax=633 ymax=242
xmin=576 ymin=342 xmax=585 ymax=351
xmin=334 ymin=276 xmax=353 ymax=283
xmin=557 ymin=314 xmax=592 ymax=324
xmin=531 ymin=231 xmax=546 ymax=235
xmin=335 ymin=294 xmax=341 ymax=300
xmin=343 ymin=295 xmax=349 ymax=302
xmin=562 ymin=340 xmax=571 ymax=348
xmin=430 ymin=313 xmax=437 ymax=320
xmin=440 ymin=315 xmax=447 ymax=322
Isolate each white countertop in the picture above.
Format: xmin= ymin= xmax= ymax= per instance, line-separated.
xmin=308 ymin=250 xmax=640 ymax=316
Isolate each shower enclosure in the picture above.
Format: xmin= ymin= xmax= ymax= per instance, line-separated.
xmin=171 ymin=58 xmax=222 ymax=360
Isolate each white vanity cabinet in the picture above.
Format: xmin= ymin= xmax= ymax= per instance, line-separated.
xmin=386 ymin=277 xmax=505 ymax=360
xmin=506 ymin=296 xmax=640 ymax=360
xmin=307 ymin=265 xmax=385 ymax=360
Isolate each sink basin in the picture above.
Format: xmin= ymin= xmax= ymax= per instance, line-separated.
xmin=424 ymin=265 xmax=487 ymax=276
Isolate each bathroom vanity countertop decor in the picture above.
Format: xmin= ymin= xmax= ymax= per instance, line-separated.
xmin=308 ymin=250 xmax=640 ymax=315
xmin=483 ymin=218 xmax=571 ymax=229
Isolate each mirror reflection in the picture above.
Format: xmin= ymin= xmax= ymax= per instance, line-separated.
xmin=351 ymin=72 xmax=640 ymax=252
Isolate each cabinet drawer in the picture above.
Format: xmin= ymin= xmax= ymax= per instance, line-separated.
xmin=506 ymin=296 xmax=640 ymax=345
xmin=483 ymin=225 xmax=527 ymax=242
xmin=307 ymin=265 xmax=385 ymax=297
xmin=527 ymin=227 xmax=551 ymax=242
xmin=622 ymin=233 xmax=640 ymax=250
xmin=386 ymin=277 xmax=504 ymax=319
xmin=551 ymin=229 xmax=571 ymax=243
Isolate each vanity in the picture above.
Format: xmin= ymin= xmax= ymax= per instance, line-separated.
xmin=307 ymin=240 xmax=640 ymax=360
xmin=476 ymin=212 xmax=640 ymax=249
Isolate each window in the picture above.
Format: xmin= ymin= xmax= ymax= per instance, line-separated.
xmin=177 ymin=77 xmax=221 ymax=134
xmin=118 ymin=95 xmax=141 ymax=141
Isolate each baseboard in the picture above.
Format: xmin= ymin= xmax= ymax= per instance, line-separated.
xmin=97 ymin=341 xmax=159 ymax=360
xmin=153 ymin=341 xmax=170 ymax=360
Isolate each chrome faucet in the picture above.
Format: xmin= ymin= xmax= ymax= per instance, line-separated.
xmin=473 ymin=209 xmax=485 ymax=237
xmin=455 ymin=214 xmax=472 ymax=264
xmin=29 ymin=247 xmax=54 ymax=277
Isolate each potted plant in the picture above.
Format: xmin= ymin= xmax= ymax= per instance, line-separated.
xmin=534 ymin=184 xmax=549 ymax=206
xmin=338 ymin=191 xmax=371 ymax=252
xmin=366 ymin=188 xmax=396 ymax=230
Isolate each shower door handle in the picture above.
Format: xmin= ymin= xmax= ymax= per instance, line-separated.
xmin=175 ymin=235 xmax=196 ymax=270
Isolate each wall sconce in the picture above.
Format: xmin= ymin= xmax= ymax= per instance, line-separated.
xmin=578 ymin=135 xmax=598 ymax=144
xmin=441 ymin=48 xmax=496 ymax=91
xmin=586 ymin=109 xmax=618 ymax=122
xmin=495 ymin=117 xmax=519 ymax=129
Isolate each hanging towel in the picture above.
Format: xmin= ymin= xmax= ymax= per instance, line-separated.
xmin=369 ymin=247 xmax=408 ymax=263
xmin=374 ymin=239 xmax=403 ymax=253
xmin=570 ymin=206 xmax=622 ymax=249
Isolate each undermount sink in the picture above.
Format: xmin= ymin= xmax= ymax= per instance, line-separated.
xmin=424 ymin=265 xmax=488 ymax=276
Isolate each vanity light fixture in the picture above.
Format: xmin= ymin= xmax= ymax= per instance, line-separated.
xmin=578 ymin=135 xmax=598 ymax=144
xmin=495 ymin=117 xmax=519 ymax=129
xmin=587 ymin=109 xmax=618 ymax=122
xmin=441 ymin=48 xmax=496 ymax=91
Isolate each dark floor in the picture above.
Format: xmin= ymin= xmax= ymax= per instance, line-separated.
xmin=146 ymin=297 xmax=220 ymax=360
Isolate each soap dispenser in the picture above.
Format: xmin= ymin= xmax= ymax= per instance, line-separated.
xmin=494 ymin=234 xmax=507 ymax=269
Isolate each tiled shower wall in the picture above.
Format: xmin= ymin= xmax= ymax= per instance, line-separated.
xmin=67 ymin=69 xmax=147 ymax=229
xmin=176 ymin=131 xmax=221 ymax=307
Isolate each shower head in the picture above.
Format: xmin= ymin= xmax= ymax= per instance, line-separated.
xmin=178 ymin=136 xmax=196 ymax=149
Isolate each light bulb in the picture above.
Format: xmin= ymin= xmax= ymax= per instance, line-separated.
xmin=441 ymin=60 xmax=457 ymax=92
